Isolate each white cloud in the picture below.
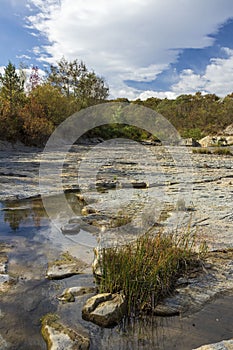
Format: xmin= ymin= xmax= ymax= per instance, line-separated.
xmin=25 ymin=0 xmax=233 ymax=98
xmin=172 ymin=48 xmax=233 ymax=96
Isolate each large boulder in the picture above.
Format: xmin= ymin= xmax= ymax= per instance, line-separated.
xmin=82 ymin=293 xmax=127 ymax=327
xmin=193 ymin=338 xmax=233 ymax=349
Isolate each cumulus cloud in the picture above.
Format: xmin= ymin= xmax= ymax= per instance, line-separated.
xmin=25 ymin=0 xmax=233 ymax=98
xmin=172 ymin=48 xmax=233 ymax=96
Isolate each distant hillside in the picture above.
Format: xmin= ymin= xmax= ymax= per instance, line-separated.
xmin=130 ymin=92 xmax=233 ymax=139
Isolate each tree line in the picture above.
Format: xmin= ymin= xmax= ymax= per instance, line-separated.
xmin=0 ymin=58 xmax=109 ymax=146
xmin=0 ymin=58 xmax=233 ymax=147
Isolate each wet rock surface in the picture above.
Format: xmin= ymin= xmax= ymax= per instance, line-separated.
xmin=46 ymin=252 xmax=88 ymax=280
xmin=41 ymin=313 xmax=90 ymax=350
xmin=82 ymin=293 xmax=127 ymax=327
xmin=194 ymin=339 xmax=233 ymax=349
xmin=154 ymin=250 xmax=233 ymax=316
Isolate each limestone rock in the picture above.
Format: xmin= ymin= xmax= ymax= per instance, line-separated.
xmin=82 ymin=293 xmax=127 ymax=327
xmin=57 ymin=286 xmax=96 ymax=303
xmin=223 ymin=124 xmax=233 ymax=135
xmin=41 ymin=314 xmax=90 ymax=350
xmin=46 ymin=252 xmax=88 ymax=279
xmin=193 ymin=338 xmax=233 ymax=349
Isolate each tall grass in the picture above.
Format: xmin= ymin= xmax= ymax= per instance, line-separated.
xmin=98 ymin=230 xmax=206 ymax=315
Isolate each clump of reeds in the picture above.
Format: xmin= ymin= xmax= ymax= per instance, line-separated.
xmin=192 ymin=148 xmax=211 ymax=154
xmin=98 ymin=230 xmax=206 ymax=315
xmin=212 ymin=147 xmax=232 ymax=156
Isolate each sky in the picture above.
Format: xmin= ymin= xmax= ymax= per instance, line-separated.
xmin=1 ymin=0 xmax=233 ymax=100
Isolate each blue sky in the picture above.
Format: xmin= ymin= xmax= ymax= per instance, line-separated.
xmin=1 ymin=0 xmax=233 ymax=99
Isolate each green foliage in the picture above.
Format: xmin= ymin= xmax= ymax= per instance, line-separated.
xmin=0 ymin=62 xmax=26 ymax=140
xmin=182 ymin=128 xmax=203 ymax=140
xmin=192 ymin=148 xmax=211 ymax=154
xmin=212 ymin=147 xmax=232 ymax=156
xmin=98 ymin=230 xmax=205 ymax=315
xmin=46 ymin=57 xmax=109 ymax=106
xmin=192 ymin=147 xmax=232 ymax=156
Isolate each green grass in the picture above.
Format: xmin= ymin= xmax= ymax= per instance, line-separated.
xmin=98 ymin=230 xmax=206 ymax=315
xmin=192 ymin=148 xmax=211 ymax=154
xmin=192 ymin=147 xmax=232 ymax=155
xmin=212 ymin=147 xmax=232 ymax=156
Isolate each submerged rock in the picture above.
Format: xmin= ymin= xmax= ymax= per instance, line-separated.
xmin=41 ymin=313 xmax=90 ymax=350
xmin=57 ymin=286 xmax=96 ymax=303
xmin=193 ymin=338 xmax=233 ymax=349
xmin=46 ymin=252 xmax=88 ymax=280
xmin=82 ymin=293 xmax=127 ymax=327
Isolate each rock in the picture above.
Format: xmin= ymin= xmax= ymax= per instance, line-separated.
xmin=61 ymin=223 xmax=81 ymax=234
xmin=179 ymin=138 xmax=201 ymax=147
xmin=193 ymin=338 xmax=233 ymax=349
xmin=199 ymin=135 xmax=233 ymax=147
xmin=57 ymin=286 xmax=96 ymax=303
xmin=41 ymin=314 xmax=90 ymax=350
xmin=0 ymin=334 xmax=10 ymax=349
xmin=82 ymin=293 xmax=127 ymax=327
xmin=81 ymin=206 xmax=97 ymax=216
xmin=0 ymin=254 xmax=8 ymax=274
xmin=154 ymin=250 xmax=233 ymax=317
xmin=46 ymin=252 xmax=88 ymax=280
xmin=223 ymin=124 xmax=233 ymax=136
xmin=92 ymin=247 xmax=102 ymax=279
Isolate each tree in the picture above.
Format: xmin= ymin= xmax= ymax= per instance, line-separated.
xmin=0 ymin=62 xmax=26 ymax=140
xmin=46 ymin=57 xmax=109 ymax=106
xmin=0 ymin=61 xmax=25 ymax=116
xmin=28 ymin=66 xmax=41 ymax=90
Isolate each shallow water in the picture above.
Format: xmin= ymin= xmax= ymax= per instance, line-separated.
xmin=0 ymin=195 xmax=233 ymax=349
xmin=0 ymin=143 xmax=233 ymax=349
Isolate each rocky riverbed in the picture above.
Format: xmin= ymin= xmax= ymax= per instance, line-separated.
xmin=0 ymin=140 xmax=233 ymax=349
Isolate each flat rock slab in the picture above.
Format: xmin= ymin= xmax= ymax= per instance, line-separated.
xmin=194 ymin=339 xmax=233 ymax=349
xmin=46 ymin=252 xmax=88 ymax=280
xmin=82 ymin=293 xmax=127 ymax=327
xmin=154 ymin=250 xmax=233 ymax=317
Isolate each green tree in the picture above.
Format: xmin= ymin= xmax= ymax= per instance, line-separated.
xmin=0 ymin=62 xmax=26 ymax=140
xmin=0 ymin=61 xmax=25 ymax=116
xmin=46 ymin=57 xmax=109 ymax=106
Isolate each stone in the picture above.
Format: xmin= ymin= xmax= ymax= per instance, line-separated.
xmin=0 ymin=334 xmax=9 ymax=349
xmin=41 ymin=314 xmax=90 ymax=350
xmin=0 ymin=254 xmax=8 ymax=274
xmin=82 ymin=293 xmax=127 ymax=327
xmin=81 ymin=206 xmax=97 ymax=216
xmin=154 ymin=250 xmax=233 ymax=317
xmin=57 ymin=286 xmax=96 ymax=303
xmin=193 ymin=338 xmax=233 ymax=349
xmin=223 ymin=123 xmax=233 ymax=135
xmin=46 ymin=252 xmax=88 ymax=279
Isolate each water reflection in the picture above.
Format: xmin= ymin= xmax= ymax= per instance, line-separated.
xmin=1 ymin=192 xmax=82 ymax=231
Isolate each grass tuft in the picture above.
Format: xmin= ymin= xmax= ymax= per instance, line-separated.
xmin=98 ymin=230 xmax=206 ymax=315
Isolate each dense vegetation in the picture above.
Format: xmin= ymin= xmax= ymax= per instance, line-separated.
xmin=0 ymin=58 xmax=109 ymax=146
xmin=0 ymin=58 xmax=233 ymax=146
